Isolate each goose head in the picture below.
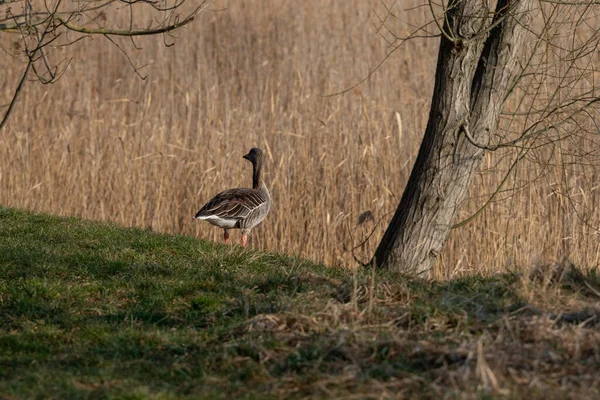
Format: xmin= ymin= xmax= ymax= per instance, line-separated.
xmin=243 ymin=148 xmax=264 ymax=165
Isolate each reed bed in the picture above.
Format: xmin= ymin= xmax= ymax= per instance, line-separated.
xmin=1 ymin=0 xmax=599 ymax=277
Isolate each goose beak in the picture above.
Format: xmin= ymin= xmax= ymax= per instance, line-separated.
xmin=243 ymin=153 xmax=250 ymax=161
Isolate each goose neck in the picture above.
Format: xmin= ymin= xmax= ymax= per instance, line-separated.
xmin=252 ymin=160 xmax=262 ymax=189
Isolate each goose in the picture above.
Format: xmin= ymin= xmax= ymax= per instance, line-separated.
xmin=194 ymin=148 xmax=271 ymax=247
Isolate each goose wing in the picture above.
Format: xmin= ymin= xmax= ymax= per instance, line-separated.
xmin=194 ymin=188 xmax=268 ymax=221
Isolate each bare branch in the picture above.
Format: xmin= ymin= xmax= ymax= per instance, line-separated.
xmin=0 ymin=0 xmax=216 ymax=129
xmin=55 ymin=0 xmax=210 ymax=37
xmin=0 ymin=60 xmax=32 ymax=131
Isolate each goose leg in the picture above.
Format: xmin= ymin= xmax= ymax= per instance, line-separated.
xmin=223 ymin=230 xmax=230 ymax=244
xmin=241 ymin=229 xmax=250 ymax=247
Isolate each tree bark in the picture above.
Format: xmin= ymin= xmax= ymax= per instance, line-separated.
xmin=372 ymin=0 xmax=532 ymax=274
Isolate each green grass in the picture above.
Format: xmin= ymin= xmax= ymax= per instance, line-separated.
xmin=1 ymin=207 xmax=599 ymax=399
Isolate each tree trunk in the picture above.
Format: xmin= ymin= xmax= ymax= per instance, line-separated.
xmin=372 ymin=0 xmax=532 ymax=274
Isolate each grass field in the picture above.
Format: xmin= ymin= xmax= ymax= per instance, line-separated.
xmin=2 ymin=207 xmax=600 ymax=399
xmin=2 ymin=1 xmax=600 ymax=276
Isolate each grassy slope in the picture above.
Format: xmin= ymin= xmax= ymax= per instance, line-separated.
xmin=1 ymin=207 xmax=599 ymax=399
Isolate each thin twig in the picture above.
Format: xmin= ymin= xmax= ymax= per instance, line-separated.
xmin=0 ymin=60 xmax=33 ymax=132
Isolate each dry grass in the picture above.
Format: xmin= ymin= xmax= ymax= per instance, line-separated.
xmin=1 ymin=0 xmax=599 ymax=275
xmin=202 ymin=256 xmax=600 ymax=398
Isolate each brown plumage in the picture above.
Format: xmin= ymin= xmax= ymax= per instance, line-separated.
xmin=194 ymin=148 xmax=271 ymax=247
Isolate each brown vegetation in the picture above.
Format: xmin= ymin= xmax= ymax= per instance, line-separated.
xmin=240 ymin=268 xmax=600 ymax=398
xmin=1 ymin=0 xmax=599 ymax=276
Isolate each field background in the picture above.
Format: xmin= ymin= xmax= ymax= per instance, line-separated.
xmin=1 ymin=0 xmax=599 ymax=277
